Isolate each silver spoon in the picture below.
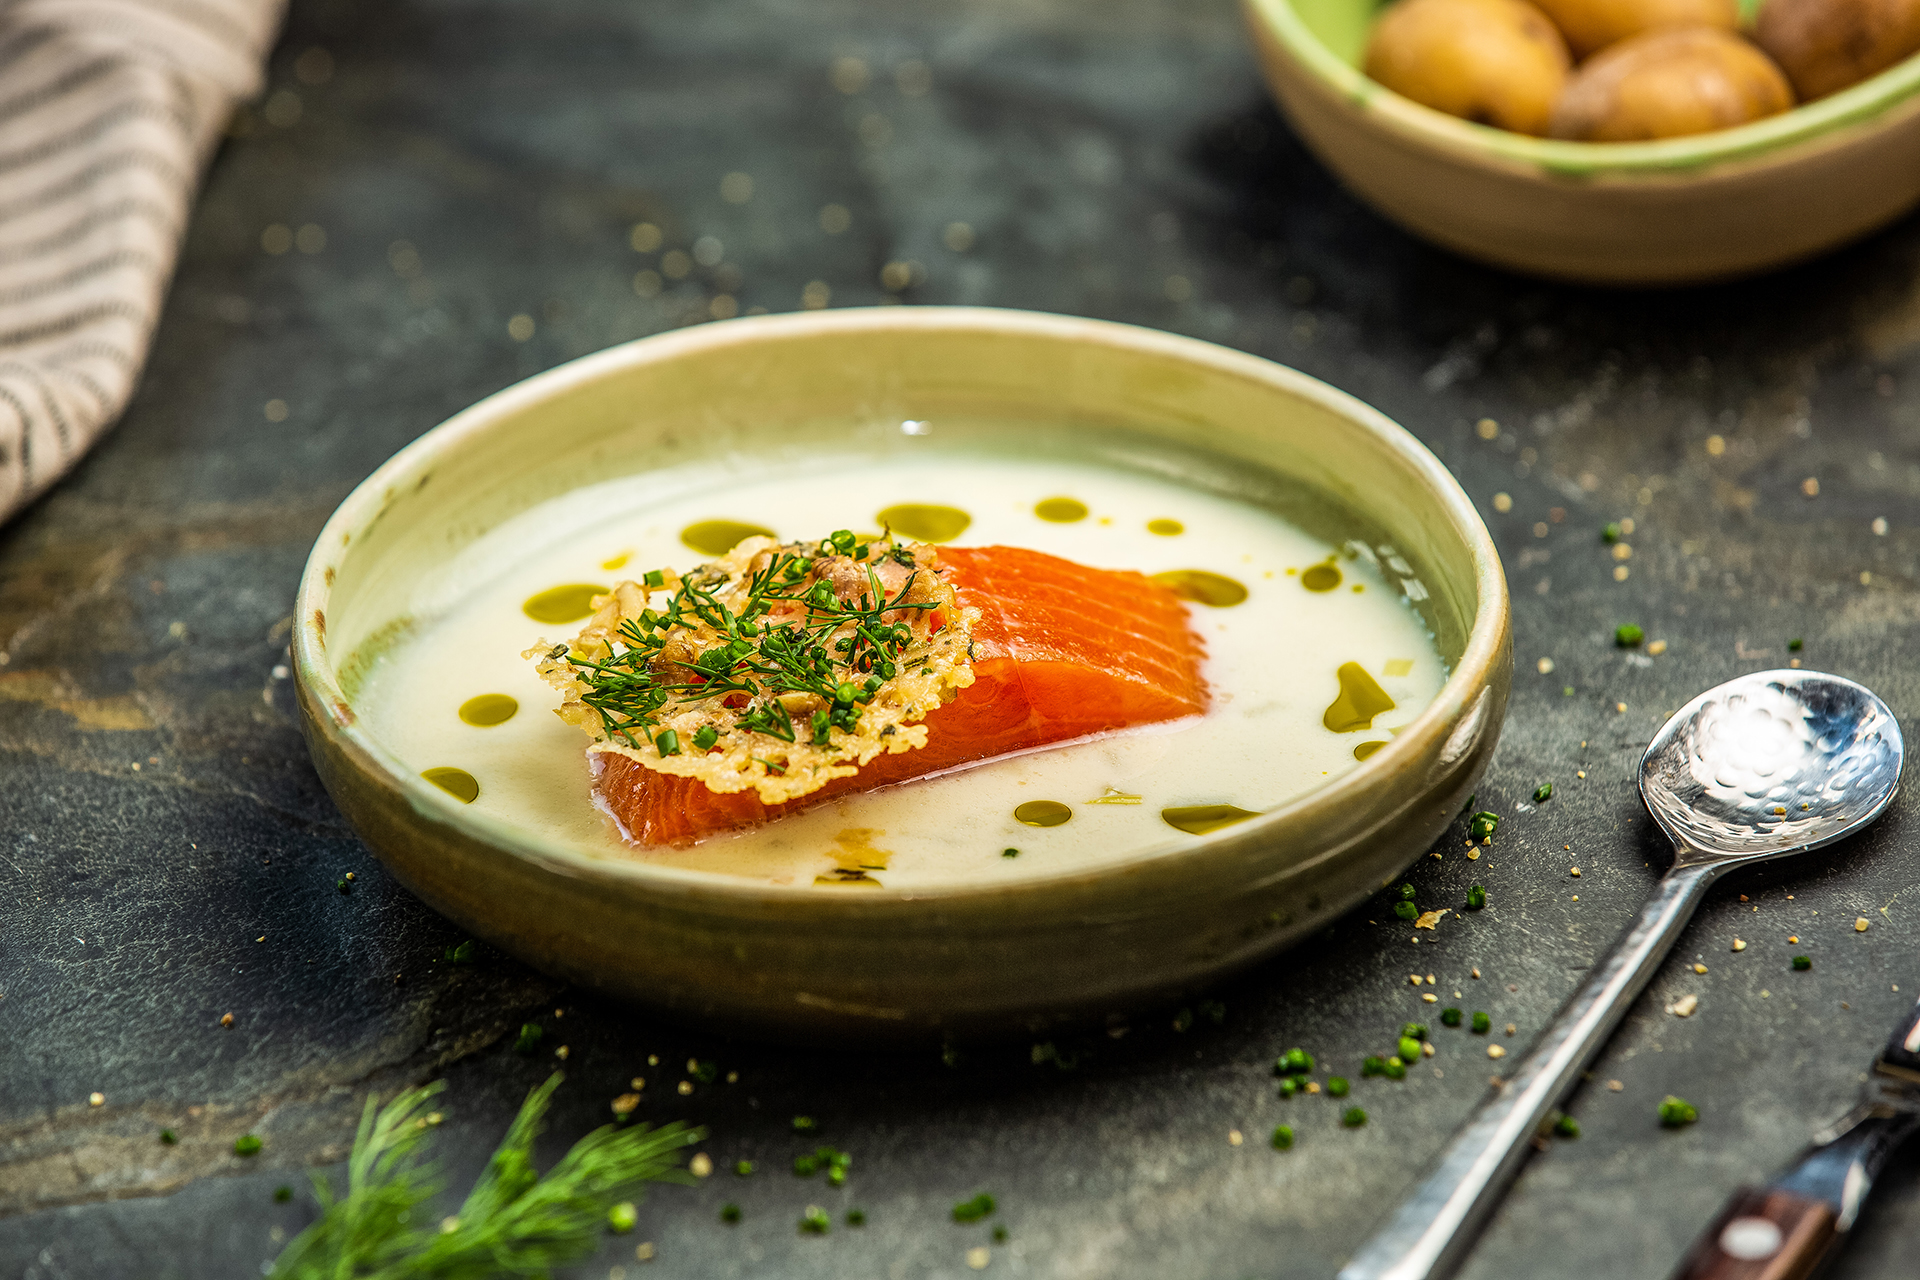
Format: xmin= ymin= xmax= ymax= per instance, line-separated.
xmin=1339 ymin=668 xmax=1904 ymax=1280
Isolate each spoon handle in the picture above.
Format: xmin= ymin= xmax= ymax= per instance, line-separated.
xmin=1338 ymin=859 xmax=1721 ymax=1280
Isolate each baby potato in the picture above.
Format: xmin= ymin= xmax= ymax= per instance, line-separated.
xmin=1531 ymin=0 xmax=1739 ymax=59
xmin=1366 ymin=0 xmax=1573 ymax=135
xmin=1755 ymin=0 xmax=1920 ymax=100
xmin=1549 ymin=27 xmax=1795 ymax=140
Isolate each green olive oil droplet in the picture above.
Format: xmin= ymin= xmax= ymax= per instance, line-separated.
xmin=877 ymin=504 xmax=971 ymax=543
xmin=1034 ymin=497 xmax=1089 ymax=523
xmin=459 ymin=693 xmax=519 ymax=726
xmin=1301 ymin=562 xmax=1343 ymax=592
xmin=421 ymin=767 xmax=479 ymax=803
xmin=1147 ymin=518 xmax=1184 ymax=536
xmin=1162 ymin=804 xmax=1260 ymax=835
xmin=681 ymin=519 xmax=776 ymax=556
xmin=1323 ymin=661 xmax=1397 ymax=732
xmin=522 ymin=583 xmax=609 ymax=624
xmin=1014 ymin=800 xmax=1072 ymax=827
xmin=1152 ymin=569 xmax=1248 ymax=608
xmin=1353 ymin=740 xmax=1388 ymax=761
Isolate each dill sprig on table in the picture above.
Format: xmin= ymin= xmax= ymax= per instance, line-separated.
xmin=268 ymin=1072 xmax=700 ymax=1280
xmin=557 ymin=530 xmax=939 ymax=754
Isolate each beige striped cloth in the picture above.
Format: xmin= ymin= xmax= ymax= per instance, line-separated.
xmin=0 ymin=0 xmax=282 ymax=525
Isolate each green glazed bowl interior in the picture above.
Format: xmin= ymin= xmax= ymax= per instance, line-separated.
xmin=292 ymin=307 xmax=1511 ymax=1042
xmin=1251 ymin=0 xmax=1920 ymax=175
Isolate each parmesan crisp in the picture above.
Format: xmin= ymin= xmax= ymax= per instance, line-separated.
xmin=532 ymin=533 xmax=976 ymax=804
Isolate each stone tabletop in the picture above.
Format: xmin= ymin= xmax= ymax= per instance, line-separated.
xmin=6 ymin=0 xmax=1920 ymax=1276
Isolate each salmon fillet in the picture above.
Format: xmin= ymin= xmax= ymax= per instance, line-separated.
xmin=593 ymin=545 xmax=1210 ymax=846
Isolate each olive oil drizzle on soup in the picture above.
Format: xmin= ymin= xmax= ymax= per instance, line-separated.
xmin=357 ymin=456 xmax=1447 ymax=890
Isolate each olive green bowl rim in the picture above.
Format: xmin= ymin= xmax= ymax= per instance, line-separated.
xmin=1244 ymin=0 xmax=1920 ymax=176
xmin=293 ymin=307 xmax=1508 ymax=905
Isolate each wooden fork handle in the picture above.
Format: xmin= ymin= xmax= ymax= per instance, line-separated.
xmin=1669 ymin=1187 xmax=1838 ymax=1280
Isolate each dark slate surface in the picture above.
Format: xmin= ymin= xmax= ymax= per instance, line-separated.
xmin=5 ymin=0 xmax=1920 ymax=1275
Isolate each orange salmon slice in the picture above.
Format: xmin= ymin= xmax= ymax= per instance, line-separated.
xmin=593 ymin=545 xmax=1210 ymax=846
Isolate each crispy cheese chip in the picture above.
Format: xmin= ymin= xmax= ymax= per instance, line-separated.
xmin=531 ymin=533 xmax=976 ymax=805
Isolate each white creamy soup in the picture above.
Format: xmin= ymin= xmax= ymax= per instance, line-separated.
xmin=354 ymin=453 xmax=1447 ymax=889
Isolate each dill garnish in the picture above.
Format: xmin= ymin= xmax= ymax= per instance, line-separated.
xmin=559 ymin=533 xmax=935 ymax=752
xmin=267 ymin=1072 xmax=699 ymax=1278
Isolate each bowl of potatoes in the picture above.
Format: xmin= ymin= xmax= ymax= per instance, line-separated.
xmin=1243 ymin=0 xmax=1920 ymax=282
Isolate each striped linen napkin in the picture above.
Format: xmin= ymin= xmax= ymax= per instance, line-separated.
xmin=0 ymin=0 xmax=282 ymax=525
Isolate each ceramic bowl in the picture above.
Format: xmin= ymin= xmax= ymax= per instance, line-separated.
xmin=292 ymin=307 xmax=1511 ymax=1042
xmin=1243 ymin=0 xmax=1920 ymax=284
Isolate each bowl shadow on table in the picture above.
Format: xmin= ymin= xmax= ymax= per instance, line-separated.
xmin=1180 ymin=91 xmax=1920 ymax=337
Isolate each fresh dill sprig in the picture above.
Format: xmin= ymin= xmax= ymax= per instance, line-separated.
xmin=267 ymin=1073 xmax=701 ymax=1279
xmin=560 ymin=532 xmax=941 ymax=754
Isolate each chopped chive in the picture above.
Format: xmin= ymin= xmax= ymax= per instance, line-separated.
xmin=1601 ymin=523 xmax=1620 ymax=543
xmin=1274 ymin=1048 xmax=1314 ymax=1076
xmin=1384 ymin=1057 xmax=1406 ymax=1079
xmin=692 ymin=724 xmax=719 ymax=751
xmin=608 ymin=1201 xmax=639 ymax=1233
xmin=798 ymin=1205 xmax=829 ymax=1234
xmin=1658 ymin=1096 xmax=1698 ymax=1128
xmin=1792 ymin=955 xmax=1812 ymax=970
xmin=1553 ymin=1113 xmax=1581 ymax=1139
xmin=234 ymin=1134 xmax=262 ymax=1157
xmin=1469 ymin=812 xmax=1500 ymax=840
xmin=1271 ymin=1124 xmax=1295 ymax=1150
xmin=1361 ymin=1056 xmax=1385 ymax=1077
xmin=654 ymin=728 xmax=680 ymax=756
xmin=1327 ymin=1076 xmax=1350 ymax=1097
xmin=734 ymin=1159 xmax=755 ymax=1176
xmin=952 ymin=1192 xmax=996 ymax=1223
xmin=1278 ymin=1077 xmax=1299 ymax=1098
xmin=1401 ymin=1022 xmax=1428 ymax=1041
xmin=1788 ymin=637 xmax=1804 ymax=651
xmin=1441 ymin=1008 xmax=1462 ymax=1027
xmin=513 ymin=1023 xmax=542 ymax=1054
xmin=792 ymin=1115 xmax=816 ymax=1132
xmin=720 ymin=1202 xmax=742 ymax=1224
xmin=1466 ymin=885 xmax=1487 ymax=910
xmin=1002 ymin=847 xmax=1019 ymax=858
xmin=1397 ymin=883 xmax=1417 ymax=900
xmin=1533 ymin=782 xmax=1553 ymax=802
xmin=1615 ymin=623 xmax=1644 ymax=647
xmin=794 ymin=1154 xmax=820 ymax=1176
xmin=846 ymin=1208 xmax=867 ymax=1226
xmin=1342 ymin=1107 xmax=1368 ymax=1128
xmin=1397 ymin=1036 xmax=1422 ymax=1063
xmin=642 ymin=568 xmax=665 ymax=588
xmin=1172 ymin=1007 xmax=1194 ymax=1032
xmin=159 ymin=1128 xmax=177 ymax=1145
xmin=1471 ymin=1011 xmax=1491 ymax=1034
xmin=445 ymin=939 xmax=478 ymax=964
xmin=1394 ymin=901 xmax=1419 ymax=921
xmin=274 ymin=1185 xmax=293 ymax=1203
